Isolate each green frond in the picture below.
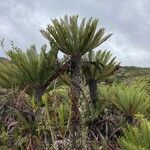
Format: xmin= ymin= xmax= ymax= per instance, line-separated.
xmin=0 ymin=45 xmax=60 ymax=96
xmin=118 ymin=120 xmax=150 ymax=150
xmin=108 ymin=84 xmax=150 ymax=117
xmin=82 ymin=50 xmax=119 ymax=82
xmin=41 ymin=15 xmax=111 ymax=57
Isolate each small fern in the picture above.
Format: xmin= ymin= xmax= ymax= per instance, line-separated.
xmin=104 ymin=84 xmax=150 ymax=122
xmin=118 ymin=120 xmax=150 ymax=150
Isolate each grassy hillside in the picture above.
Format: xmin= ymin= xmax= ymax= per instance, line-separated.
xmin=123 ymin=66 xmax=150 ymax=77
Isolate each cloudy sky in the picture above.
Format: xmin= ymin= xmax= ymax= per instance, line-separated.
xmin=0 ymin=0 xmax=150 ymax=67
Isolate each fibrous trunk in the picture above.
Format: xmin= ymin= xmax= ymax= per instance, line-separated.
xmin=33 ymin=86 xmax=44 ymax=106
xmin=70 ymin=55 xmax=82 ymax=149
xmin=88 ymin=79 xmax=99 ymax=108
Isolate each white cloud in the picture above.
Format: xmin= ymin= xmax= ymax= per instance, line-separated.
xmin=0 ymin=0 xmax=149 ymax=67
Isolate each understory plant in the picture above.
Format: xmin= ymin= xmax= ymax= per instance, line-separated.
xmin=105 ymin=84 xmax=150 ymax=123
xmin=118 ymin=120 xmax=150 ymax=150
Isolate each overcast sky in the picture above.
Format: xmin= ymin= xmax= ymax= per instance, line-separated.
xmin=0 ymin=0 xmax=150 ymax=67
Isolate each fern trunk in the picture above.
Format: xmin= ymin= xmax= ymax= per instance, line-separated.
xmin=88 ymin=79 xmax=99 ymax=107
xmin=33 ymin=86 xmax=44 ymax=106
xmin=70 ymin=55 xmax=82 ymax=149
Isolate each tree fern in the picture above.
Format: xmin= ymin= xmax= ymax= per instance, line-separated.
xmin=82 ymin=50 xmax=119 ymax=107
xmin=0 ymin=45 xmax=68 ymax=104
xmin=41 ymin=15 xmax=112 ymax=148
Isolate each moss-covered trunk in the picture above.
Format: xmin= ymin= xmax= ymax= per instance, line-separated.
xmin=70 ymin=55 xmax=82 ymax=149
